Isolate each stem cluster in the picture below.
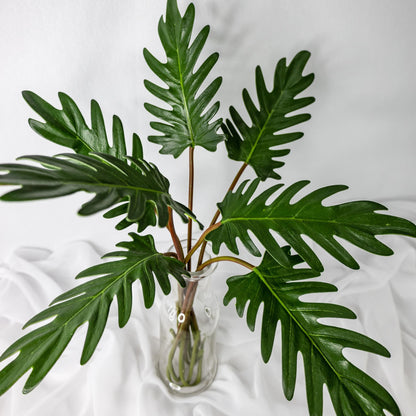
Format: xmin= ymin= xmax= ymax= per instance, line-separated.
xmin=163 ymin=148 xmax=253 ymax=388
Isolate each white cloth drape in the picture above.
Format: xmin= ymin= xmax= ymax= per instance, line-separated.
xmin=0 ymin=201 xmax=415 ymax=415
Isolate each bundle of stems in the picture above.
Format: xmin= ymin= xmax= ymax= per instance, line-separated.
xmin=164 ymin=151 xmax=252 ymax=386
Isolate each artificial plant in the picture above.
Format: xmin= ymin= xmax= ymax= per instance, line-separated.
xmin=0 ymin=0 xmax=414 ymax=415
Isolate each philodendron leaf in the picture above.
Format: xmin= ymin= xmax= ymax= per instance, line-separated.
xmin=143 ymin=0 xmax=223 ymax=157
xmin=103 ymin=201 xmax=158 ymax=233
xmin=22 ymin=91 xmax=142 ymax=160
xmin=224 ymin=250 xmax=400 ymax=416
xmin=0 ymin=233 xmax=187 ymax=395
xmin=207 ymin=178 xmax=416 ymax=271
xmin=223 ymin=50 xmax=315 ymax=180
xmin=0 ymin=152 xmax=194 ymax=229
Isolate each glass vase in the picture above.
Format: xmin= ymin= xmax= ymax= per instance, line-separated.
xmin=157 ymin=244 xmax=219 ymax=395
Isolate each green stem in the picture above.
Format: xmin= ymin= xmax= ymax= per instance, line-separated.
xmin=166 ymin=335 xmax=181 ymax=384
xmin=195 ymin=347 xmax=204 ymax=384
xmin=186 ymin=329 xmax=201 ymax=384
xmin=166 ymin=324 xmax=203 ymax=387
xmin=178 ymin=334 xmax=189 ymax=386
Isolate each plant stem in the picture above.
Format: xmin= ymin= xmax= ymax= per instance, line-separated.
xmin=167 ymin=208 xmax=186 ymax=309
xmin=187 ymin=146 xmax=195 ymax=270
xmin=166 ymin=159 xmax=239 ymax=388
xmin=164 ymin=251 xmax=179 ymax=259
xmin=166 ymin=323 xmax=203 ymax=386
xmin=167 ymin=207 xmax=185 ymax=262
xmin=166 ymin=334 xmax=181 ymax=383
xmin=197 ymin=162 xmax=248 ymax=266
xmin=186 ymin=329 xmax=201 ymax=384
xmin=197 ymin=256 xmax=255 ymax=272
xmin=178 ymin=335 xmax=189 ymax=386
xmin=183 ymin=222 xmax=222 ymax=265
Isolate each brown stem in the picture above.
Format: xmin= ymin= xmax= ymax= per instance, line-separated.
xmin=196 ymin=256 xmax=255 ymax=272
xmin=183 ymin=222 xmax=222 ymax=265
xmin=177 ymin=282 xmax=199 ymax=332
xmin=177 ymin=222 xmax=221 ymax=334
xmin=187 ymin=146 xmax=195 ymax=271
xmin=177 ymin=256 xmax=254 ymax=334
xmin=164 ymin=251 xmax=179 ymax=259
xmin=167 ymin=207 xmax=185 ymax=262
xmin=197 ymin=162 xmax=248 ymax=266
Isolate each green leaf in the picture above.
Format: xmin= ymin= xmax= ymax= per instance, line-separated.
xmin=224 ymin=250 xmax=400 ymax=416
xmin=143 ymin=0 xmax=223 ymax=157
xmin=223 ymin=50 xmax=315 ymax=180
xmin=22 ymin=91 xmax=140 ymax=159
xmin=0 ymin=233 xmax=187 ymax=395
xmin=104 ymin=201 xmax=158 ymax=233
xmin=208 ymin=179 xmax=416 ymax=271
xmin=0 ymin=152 xmax=193 ymax=229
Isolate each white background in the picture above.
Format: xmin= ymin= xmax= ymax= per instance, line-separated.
xmin=0 ymin=1 xmax=415 ymax=415
xmin=0 ymin=0 xmax=415 ymax=258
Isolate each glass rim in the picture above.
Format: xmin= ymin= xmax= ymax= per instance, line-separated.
xmin=168 ymin=238 xmax=217 ymax=279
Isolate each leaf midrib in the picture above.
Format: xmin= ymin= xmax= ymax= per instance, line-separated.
xmin=57 ymin=108 xmax=101 ymax=154
xmin=254 ymin=270 xmax=379 ymax=415
xmin=221 ymin=215 xmax=360 ymax=228
xmin=53 ymin=253 xmax=159 ymax=333
xmin=245 ymin=84 xmax=286 ymax=164
xmin=7 ymin=178 xmax=165 ymax=196
xmin=175 ymin=43 xmax=195 ymax=147
xmin=253 ymin=268 xmax=345 ymax=391
xmin=6 ymin=253 xmax=159 ymax=372
xmin=74 ymin=131 xmax=95 ymax=153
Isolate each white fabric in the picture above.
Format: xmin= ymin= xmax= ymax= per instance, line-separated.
xmin=0 ymin=201 xmax=415 ymax=416
xmin=0 ymin=0 xmax=416 ymax=414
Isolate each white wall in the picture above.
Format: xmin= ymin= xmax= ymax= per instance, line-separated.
xmin=1 ymin=0 xmax=415 ymax=259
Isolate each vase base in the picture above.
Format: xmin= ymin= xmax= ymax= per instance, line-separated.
xmin=158 ymin=360 xmax=217 ymax=396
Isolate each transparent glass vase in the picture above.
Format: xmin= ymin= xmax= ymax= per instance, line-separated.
xmin=158 ymin=244 xmax=219 ymax=395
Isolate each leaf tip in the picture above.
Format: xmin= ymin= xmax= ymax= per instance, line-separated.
xmin=261 ymin=346 xmax=272 ymax=364
xmin=57 ymin=91 xmax=70 ymax=101
xmin=22 ymin=384 xmax=36 ymax=395
xmin=80 ymin=352 xmax=91 ymax=366
xmin=21 ymin=90 xmax=32 ymax=100
xmin=299 ymin=49 xmax=312 ymax=59
xmin=223 ymin=293 xmax=232 ymax=307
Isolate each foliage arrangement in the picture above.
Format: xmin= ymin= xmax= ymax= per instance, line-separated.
xmin=0 ymin=0 xmax=415 ymax=414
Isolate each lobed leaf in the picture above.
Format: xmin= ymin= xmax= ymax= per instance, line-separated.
xmin=0 ymin=233 xmax=187 ymax=395
xmin=0 ymin=152 xmax=194 ymax=229
xmin=224 ymin=250 xmax=400 ymax=416
xmin=23 ymin=91 xmax=140 ymax=159
xmin=143 ymin=0 xmax=223 ymax=157
xmin=208 ymin=178 xmax=416 ymax=271
xmin=223 ymin=50 xmax=315 ymax=180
